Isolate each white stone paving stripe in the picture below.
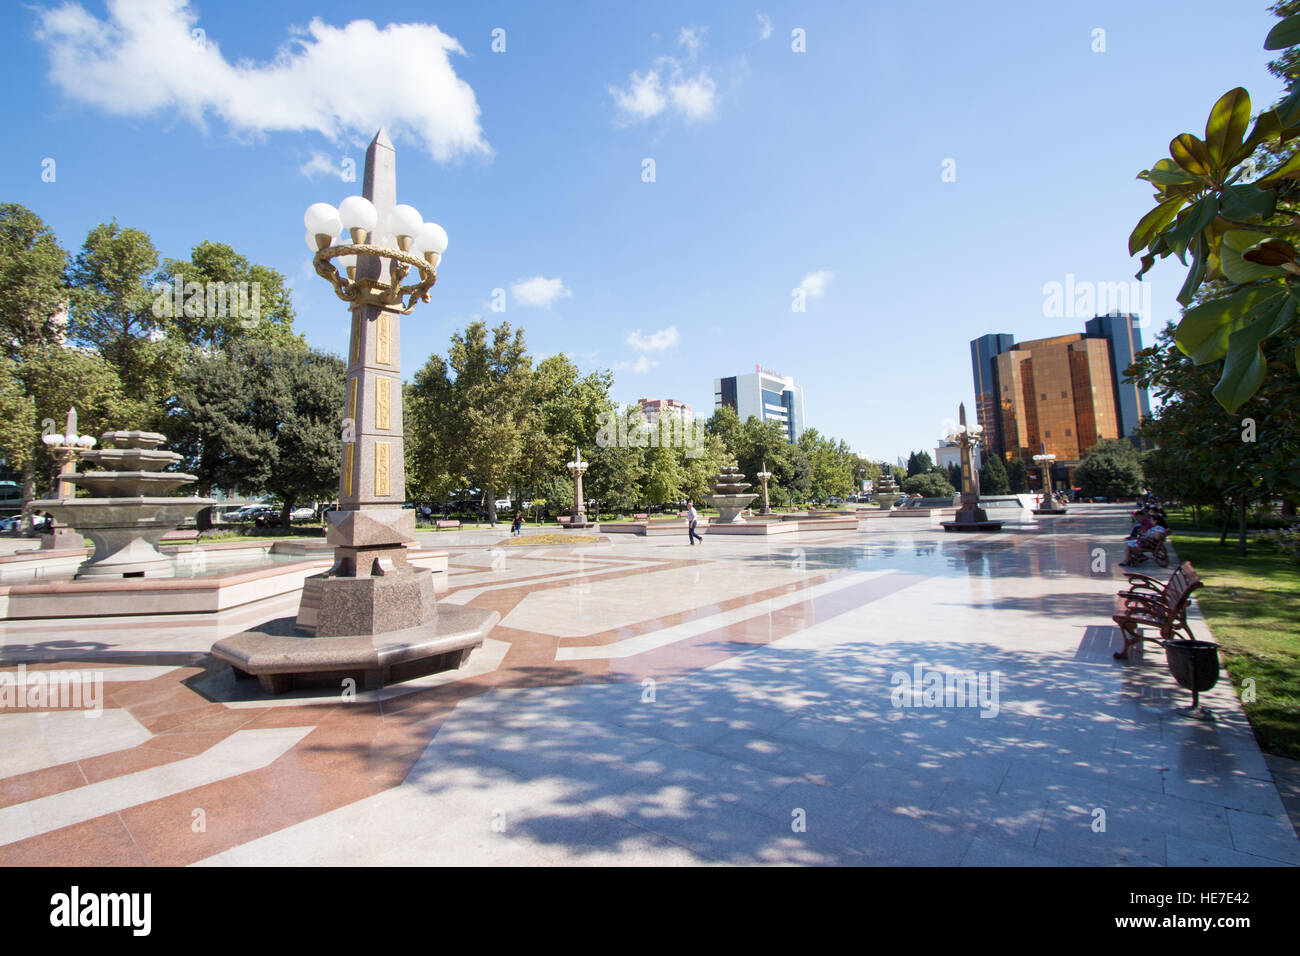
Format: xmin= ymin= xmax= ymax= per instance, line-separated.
xmin=555 ymin=570 xmax=896 ymax=661
xmin=0 ymin=726 xmax=314 ymax=846
xmin=441 ymin=558 xmax=663 ymax=605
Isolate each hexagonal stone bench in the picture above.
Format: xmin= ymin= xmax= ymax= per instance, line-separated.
xmin=211 ymin=605 xmax=499 ymax=695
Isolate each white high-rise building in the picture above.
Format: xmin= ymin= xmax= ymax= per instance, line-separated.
xmin=713 ymin=366 xmax=805 ymax=441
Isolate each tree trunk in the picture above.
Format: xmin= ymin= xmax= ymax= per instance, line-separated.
xmin=1238 ymin=495 xmax=1248 ymax=558
xmin=485 ymin=486 xmax=497 ymax=525
xmin=1219 ymin=500 xmax=1230 ymax=547
xmin=1193 ymin=504 xmax=1201 ymax=529
xmin=280 ymin=499 xmax=294 ymax=532
xmin=20 ymin=462 xmax=35 ymax=509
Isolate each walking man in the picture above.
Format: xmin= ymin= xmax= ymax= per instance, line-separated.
xmin=686 ymin=499 xmax=704 ymax=545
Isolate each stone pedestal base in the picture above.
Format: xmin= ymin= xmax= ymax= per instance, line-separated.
xmin=296 ymin=564 xmax=437 ymax=636
xmin=76 ymin=535 xmax=175 ymax=578
xmin=213 ymin=606 xmax=499 ymax=695
xmin=39 ymin=527 xmax=84 ymax=551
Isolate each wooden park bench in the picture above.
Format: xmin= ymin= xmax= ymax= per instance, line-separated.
xmin=1112 ymin=561 xmax=1202 ymax=660
xmin=1123 ymin=527 xmax=1170 ymax=569
xmin=634 ymin=513 xmax=649 ymax=520
xmin=557 ymin=516 xmax=572 ymax=526
xmin=435 ymin=519 xmax=461 ymax=530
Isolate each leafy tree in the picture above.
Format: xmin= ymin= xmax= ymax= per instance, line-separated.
xmin=0 ymin=204 xmax=69 ymax=362
xmin=946 ymin=462 xmax=962 ymax=490
xmin=979 ymin=453 xmax=1011 ymax=494
xmin=705 ymin=404 xmax=742 ymax=453
xmin=906 ymin=450 xmax=934 ymax=477
xmin=1074 ymin=438 xmax=1145 ymax=499
xmin=1127 ymin=6 xmax=1300 ymax=411
xmin=902 ymin=472 xmax=956 ymax=498
xmin=67 ymin=220 xmax=182 ymax=422
xmin=10 ymin=347 xmax=135 ymax=501
xmin=643 ymin=442 xmax=684 ymax=505
xmin=586 ymin=405 xmax=645 ymax=513
xmin=158 ymin=240 xmax=301 ymax=351
xmin=1006 ymin=456 xmax=1031 ymax=494
xmin=171 ymin=344 xmax=343 ymax=524
xmin=260 ymin=348 xmax=344 ymax=527
xmin=515 ymin=353 xmax=612 ymax=506
xmin=1129 ymin=320 xmax=1300 ymax=552
xmin=407 ymin=321 xmax=532 ymax=523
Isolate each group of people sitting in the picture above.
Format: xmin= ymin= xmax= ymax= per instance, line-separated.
xmin=1119 ymin=499 xmax=1168 ymax=567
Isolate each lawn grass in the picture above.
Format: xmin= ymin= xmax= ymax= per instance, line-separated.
xmin=1166 ymin=511 xmax=1300 ymax=759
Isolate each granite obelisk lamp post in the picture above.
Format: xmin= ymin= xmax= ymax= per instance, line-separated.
xmin=212 ymin=130 xmax=498 ymax=694
xmin=940 ymin=404 xmax=1002 ymax=533
xmin=37 ymin=407 xmax=96 ymax=550
xmin=566 ymin=448 xmax=591 ymax=528
xmin=1031 ymin=442 xmax=1066 ymax=515
xmin=756 ymin=462 xmax=773 ymax=515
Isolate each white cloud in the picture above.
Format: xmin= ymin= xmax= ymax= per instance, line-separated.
xmin=757 ymin=13 xmax=773 ymax=40
xmin=669 ymin=75 xmax=717 ymax=121
xmin=609 ymin=70 xmax=667 ymax=121
xmin=34 ymin=0 xmax=490 ymax=161
xmin=511 ymin=277 xmax=572 ymax=308
xmin=678 ymin=26 xmax=707 ymax=55
xmin=610 ymin=62 xmax=716 ymax=124
xmin=298 ymin=151 xmax=337 ymax=179
xmin=626 ymin=326 xmax=679 ymax=351
xmin=613 ymin=355 xmax=658 ymax=374
xmin=610 ymin=26 xmax=719 ymax=125
xmin=798 ymin=271 xmax=834 ymax=298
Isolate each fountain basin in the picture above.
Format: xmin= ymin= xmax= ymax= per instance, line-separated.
xmin=704 ymin=493 xmax=759 ymax=524
xmin=31 ymin=496 xmax=213 ymax=578
xmin=63 ymin=471 xmax=197 ymax=497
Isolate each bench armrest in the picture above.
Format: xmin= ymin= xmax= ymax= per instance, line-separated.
xmin=1123 ymin=571 xmax=1163 ymax=589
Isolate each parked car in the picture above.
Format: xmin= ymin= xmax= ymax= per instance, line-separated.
xmin=0 ymin=482 xmax=23 ymax=517
xmin=0 ymin=514 xmax=21 ymax=533
xmin=290 ymin=507 xmax=316 ymax=522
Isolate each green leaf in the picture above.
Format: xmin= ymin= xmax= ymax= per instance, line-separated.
xmin=1230 ymin=110 xmax=1282 ymax=167
xmin=1128 ymin=196 xmax=1186 ymax=255
xmin=1212 ymin=298 xmax=1295 ymax=411
xmin=1205 ymin=88 xmax=1252 ymax=168
xmin=1163 ymin=196 xmax=1218 ymax=263
xmin=1265 ymin=12 xmax=1300 ymax=50
xmin=1178 ymin=236 xmax=1209 ymax=305
xmin=1221 ymin=230 xmax=1287 ymax=282
xmin=1170 ymin=133 xmax=1213 ymax=176
xmin=1175 ymin=285 xmax=1285 ymax=365
xmin=1219 ymin=182 xmax=1276 ymax=221
xmin=1139 ymin=158 xmax=1201 ymax=187
xmin=1278 ymin=88 xmax=1300 ymax=129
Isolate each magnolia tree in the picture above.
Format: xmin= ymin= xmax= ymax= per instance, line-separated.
xmin=1129 ymin=11 xmax=1300 ymax=412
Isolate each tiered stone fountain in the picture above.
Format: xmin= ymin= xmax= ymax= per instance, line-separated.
xmin=874 ymin=470 xmax=902 ymax=510
xmin=706 ymin=466 xmax=759 ymax=524
xmin=31 ymin=431 xmax=212 ymax=578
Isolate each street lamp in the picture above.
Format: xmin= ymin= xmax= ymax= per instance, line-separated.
xmin=41 ymin=408 xmax=96 ymax=500
xmin=38 ymin=407 xmax=95 ymax=548
xmin=755 ymin=461 xmax=773 ymax=515
xmin=1032 ymin=446 xmax=1057 ymax=501
xmin=305 ymin=197 xmax=447 ymax=314
xmin=940 ymin=403 xmax=1001 ymax=533
xmin=293 ymin=128 xmax=455 ymax=636
xmin=566 ymin=448 xmax=590 ymax=527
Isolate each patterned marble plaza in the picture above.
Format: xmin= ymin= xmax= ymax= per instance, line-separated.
xmin=1 ymin=505 xmax=1296 ymax=866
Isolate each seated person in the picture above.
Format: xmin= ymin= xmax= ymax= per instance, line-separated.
xmin=1120 ymin=512 xmax=1156 ymax=566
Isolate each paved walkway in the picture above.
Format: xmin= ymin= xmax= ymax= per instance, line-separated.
xmin=0 ymin=505 xmax=1295 ymax=865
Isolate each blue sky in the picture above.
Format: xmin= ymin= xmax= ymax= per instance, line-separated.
xmin=1 ymin=0 xmax=1286 ymax=463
